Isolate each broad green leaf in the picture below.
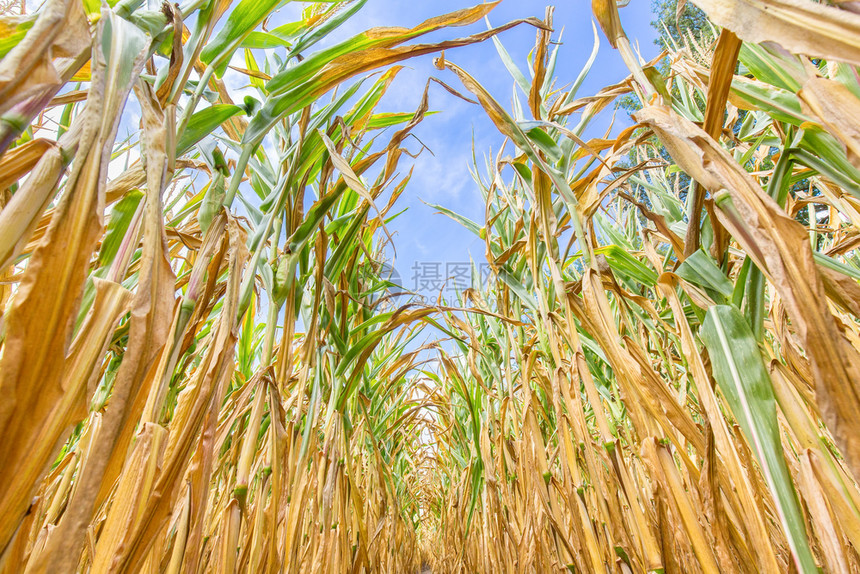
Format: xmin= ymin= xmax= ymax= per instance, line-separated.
xmin=176 ymin=104 xmax=243 ymax=156
xmin=522 ymin=125 xmax=562 ymax=164
xmin=240 ymin=31 xmax=293 ymax=50
xmin=731 ymin=78 xmax=811 ymax=125
xmin=739 ymin=42 xmax=804 ymax=93
xmin=498 ymin=268 xmax=538 ymax=314
xmin=426 ymin=202 xmax=483 ymax=238
xmin=365 ymin=111 xmax=437 ymax=129
xmin=676 ymin=249 xmax=734 ymax=301
xmin=700 ymin=305 xmax=817 ymax=574
xmin=98 ymin=191 xmax=144 ymax=267
xmin=595 ymin=245 xmax=658 ymax=286
xmin=796 ymin=127 xmax=860 ymax=200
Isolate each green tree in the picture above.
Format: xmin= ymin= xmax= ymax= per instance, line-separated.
xmin=618 ymin=0 xmax=712 ymax=115
xmin=651 ymin=0 xmax=711 ymax=50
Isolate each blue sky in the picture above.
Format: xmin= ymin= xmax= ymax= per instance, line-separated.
xmin=292 ymin=0 xmax=661 ymax=299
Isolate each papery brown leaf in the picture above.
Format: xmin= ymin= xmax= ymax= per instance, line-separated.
xmin=692 ymin=0 xmax=860 ymax=67
xmin=592 ymin=0 xmax=625 ymax=48
xmin=113 ymin=216 xmax=247 ymax=572
xmin=0 ymin=13 xmax=147 ymax=552
xmin=799 ymin=76 xmax=860 ymax=169
xmin=0 ymin=138 xmax=56 ymax=191
xmin=28 ymin=71 xmax=176 ymax=573
xmin=0 ymin=140 xmax=66 ymax=270
xmin=641 ymin=437 xmax=721 ymax=573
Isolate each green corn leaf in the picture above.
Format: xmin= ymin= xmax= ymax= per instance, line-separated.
xmin=595 ymin=245 xmax=658 ymax=286
xmin=521 ymin=125 xmax=563 ymax=164
xmin=700 ymin=305 xmax=817 ymax=574
xmin=814 ymin=251 xmax=860 ymax=281
xmin=176 ymin=104 xmax=243 ymax=156
xmin=739 ymin=42 xmax=804 ymax=93
xmin=498 ymin=268 xmax=538 ymax=314
xmin=676 ymin=249 xmax=734 ymax=301
xmin=426 ymin=202 xmax=483 ymax=238
xmin=240 ymin=31 xmax=293 ymax=50
xmin=98 ymin=190 xmax=144 ymax=267
xmin=365 ymin=111 xmax=437 ymax=129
